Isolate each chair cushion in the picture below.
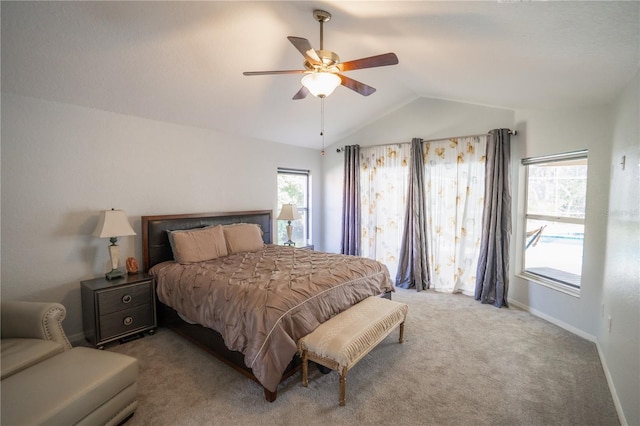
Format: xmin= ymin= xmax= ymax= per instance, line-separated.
xmin=1 ymin=347 xmax=138 ymax=425
xmin=1 ymin=338 xmax=64 ymax=379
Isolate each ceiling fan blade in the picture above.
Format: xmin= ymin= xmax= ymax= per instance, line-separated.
xmin=243 ymin=70 xmax=307 ymax=76
xmin=338 ymin=74 xmax=376 ymax=96
xmin=293 ymin=86 xmax=309 ymax=100
xmin=287 ymin=36 xmax=321 ymax=65
xmin=337 ymin=53 xmax=399 ymax=72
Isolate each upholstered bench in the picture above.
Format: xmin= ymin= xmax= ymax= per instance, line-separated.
xmin=1 ymin=346 xmax=138 ymax=425
xmin=298 ymin=296 xmax=408 ymax=406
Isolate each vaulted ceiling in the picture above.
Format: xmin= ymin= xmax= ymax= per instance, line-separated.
xmin=2 ymin=1 xmax=638 ymax=150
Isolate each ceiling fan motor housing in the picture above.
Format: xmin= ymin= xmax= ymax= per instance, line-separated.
xmin=304 ymin=50 xmax=340 ymax=71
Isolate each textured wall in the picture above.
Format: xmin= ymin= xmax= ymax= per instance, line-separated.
xmin=599 ymin=71 xmax=640 ymax=426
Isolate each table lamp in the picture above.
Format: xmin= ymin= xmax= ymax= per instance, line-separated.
xmin=93 ymin=209 xmax=136 ymax=280
xmin=277 ymin=204 xmax=301 ymax=246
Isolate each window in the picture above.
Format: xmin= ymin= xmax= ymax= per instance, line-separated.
xmin=277 ymin=168 xmax=310 ymax=245
xmin=521 ymin=150 xmax=588 ymax=293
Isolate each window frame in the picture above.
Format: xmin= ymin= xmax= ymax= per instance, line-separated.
xmin=277 ymin=167 xmax=311 ymax=245
xmin=520 ymin=150 xmax=588 ymax=296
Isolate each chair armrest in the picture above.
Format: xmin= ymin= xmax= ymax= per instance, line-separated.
xmin=1 ymin=301 xmax=72 ymax=350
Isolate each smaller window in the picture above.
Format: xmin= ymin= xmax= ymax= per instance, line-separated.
xmin=522 ymin=150 xmax=588 ymax=292
xmin=277 ymin=168 xmax=310 ymax=246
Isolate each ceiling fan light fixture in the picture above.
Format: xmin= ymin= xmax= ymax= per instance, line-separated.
xmin=301 ymin=72 xmax=341 ymax=98
xmin=243 ymin=9 xmax=398 ymax=99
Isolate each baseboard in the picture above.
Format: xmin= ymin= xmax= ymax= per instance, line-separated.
xmin=508 ymin=298 xmax=627 ymax=425
xmin=595 ymin=340 xmax=628 ymax=426
xmin=507 ymin=298 xmax=596 ymax=342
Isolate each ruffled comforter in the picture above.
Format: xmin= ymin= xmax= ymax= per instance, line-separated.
xmin=150 ymin=244 xmax=394 ymax=392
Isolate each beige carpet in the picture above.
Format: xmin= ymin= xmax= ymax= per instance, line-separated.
xmin=108 ymin=289 xmax=619 ymax=425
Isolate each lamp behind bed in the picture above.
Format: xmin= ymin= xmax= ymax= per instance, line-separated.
xmin=277 ymin=204 xmax=301 ymax=246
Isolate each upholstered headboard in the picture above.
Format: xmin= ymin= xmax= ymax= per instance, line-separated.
xmin=141 ymin=210 xmax=273 ymax=271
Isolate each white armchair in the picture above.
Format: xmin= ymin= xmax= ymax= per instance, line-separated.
xmin=1 ymin=301 xmax=72 ymax=381
xmin=1 ymin=300 xmax=139 ymax=425
xmin=1 ymin=301 xmax=72 ymax=350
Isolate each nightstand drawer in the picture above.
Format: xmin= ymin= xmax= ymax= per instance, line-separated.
xmin=99 ymin=304 xmax=154 ymax=339
xmin=97 ymin=281 xmax=153 ymax=315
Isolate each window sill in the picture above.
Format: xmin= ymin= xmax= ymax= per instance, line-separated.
xmin=517 ymin=272 xmax=581 ymax=298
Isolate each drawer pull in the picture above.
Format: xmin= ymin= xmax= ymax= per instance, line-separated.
xmin=122 ymin=294 xmax=132 ymax=304
xmin=123 ymin=316 xmax=133 ymax=326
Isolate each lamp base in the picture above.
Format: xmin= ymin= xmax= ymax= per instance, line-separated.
xmin=283 ymin=240 xmax=296 ymax=246
xmin=105 ymin=268 xmax=125 ymax=280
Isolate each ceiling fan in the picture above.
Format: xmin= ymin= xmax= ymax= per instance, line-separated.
xmin=243 ymin=9 xmax=399 ymax=100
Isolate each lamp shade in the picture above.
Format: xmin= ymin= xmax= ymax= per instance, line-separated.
xmin=92 ymin=209 xmax=136 ymax=238
xmin=301 ymin=72 xmax=341 ymax=98
xmin=277 ymin=204 xmax=301 ymax=221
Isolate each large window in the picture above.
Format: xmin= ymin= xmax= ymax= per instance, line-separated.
xmin=277 ymin=168 xmax=310 ymax=246
xmin=522 ymin=150 xmax=588 ymax=293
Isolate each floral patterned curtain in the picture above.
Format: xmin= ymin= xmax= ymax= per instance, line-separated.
xmin=423 ymin=136 xmax=487 ymax=294
xmin=359 ymin=144 xmax=411 ymax=279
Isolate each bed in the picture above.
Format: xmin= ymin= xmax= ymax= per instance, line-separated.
xmin=142 ymin=210 xmax=394 ymax=401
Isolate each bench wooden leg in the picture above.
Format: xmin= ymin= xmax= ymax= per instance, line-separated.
xmin=301 ymin=350 xmax=308 ymax=387
xmin=339 ymin=367 xmax=348 ymax=406
xmin=399 ymin=322 xmax=405 ymax=343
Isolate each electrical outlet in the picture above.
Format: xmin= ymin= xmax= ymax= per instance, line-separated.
xmin=608 ymin=316 xmax=612 ymax=332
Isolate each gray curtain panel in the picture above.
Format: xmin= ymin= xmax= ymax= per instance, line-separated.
xmin=475 ymin=129 xmax=512 ymax=307
xmin=341 ymin=145 xmax=360 ymax=255
xmin=396 ymin=138 xmax=430 ymax=290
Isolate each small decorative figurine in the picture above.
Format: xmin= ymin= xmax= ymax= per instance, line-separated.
xmin=126 ymin=257 xmax=139 ymax=274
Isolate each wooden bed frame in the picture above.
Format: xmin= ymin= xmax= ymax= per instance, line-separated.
xmin=141 ymin=210 xmax=294 ymax=402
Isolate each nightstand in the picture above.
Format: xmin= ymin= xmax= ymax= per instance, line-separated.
xmin=282 ymin=244 xmax=314 ymax=250
xmin=81 ymin=272 xmax=157 ymax=348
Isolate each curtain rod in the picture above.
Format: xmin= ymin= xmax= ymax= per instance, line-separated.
xmin=335 ymin=129 xmax=516 ymax=153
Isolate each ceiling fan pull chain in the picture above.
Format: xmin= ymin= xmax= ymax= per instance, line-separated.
xmin=320 ymin=97 xmax=326 ymax=155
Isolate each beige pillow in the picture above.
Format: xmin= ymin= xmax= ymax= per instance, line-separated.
xmin=223 ymin=223 xmax=264 ymax=254
xmin=168 ymin=225 xmax=228 ymax=264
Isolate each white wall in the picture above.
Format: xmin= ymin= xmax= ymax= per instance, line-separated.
xmin=509 ymin=75 xmax=640 ymax=424
xmin=322 ymin=96 xmax=515 ymax=253
xmin=509 ymin=105 xmax=612 ymax=337
xmin=598 ymin=71 xmax=639 ymax=426
xmin=1 ymin=93 xmax=322 ymax=341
